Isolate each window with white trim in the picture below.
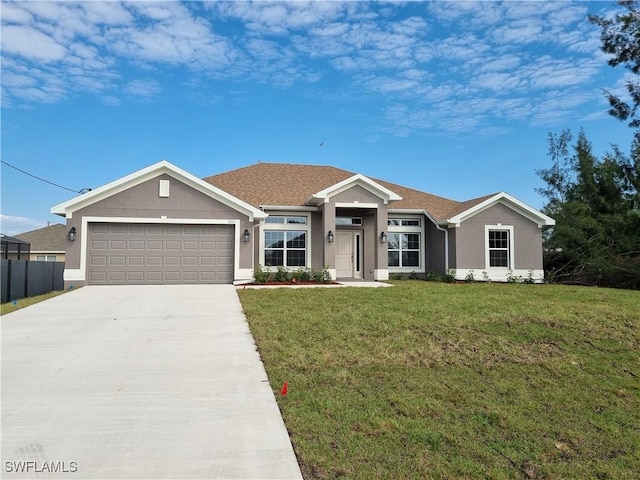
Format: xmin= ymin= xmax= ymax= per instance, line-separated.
xmin=264 ymin=231 xmax=306 ymax=267
xmin=36 ymin=255 xmax=57 ymax=262
xmin=265 ymin=215 xmax=307 ymax=224
xmin=485 ymin=226 xmax=514 ymax=269
xmin=262 ymin=213 xmax=310 ymax=268
xmin=388 ymin=233 xmax=420 ymax=268
xmin=388 ymin=218 xmax=421 ymax=227
xmin=387 ymin=216 xmax=424 ymax=271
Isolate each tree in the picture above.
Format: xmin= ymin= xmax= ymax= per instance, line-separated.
xmin=589 ymin=0 xmax=640 ymax=128
xmin=537 ymin=130 xmax=640 ymax=288
xmin=536 ymin=1 xmax=640 ymax=288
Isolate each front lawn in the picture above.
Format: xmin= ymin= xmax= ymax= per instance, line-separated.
xmin=237 ymin=281 xmax=640 ymax=479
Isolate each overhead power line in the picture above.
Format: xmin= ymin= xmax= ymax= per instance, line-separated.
xmin=1 ymin=160 xmax=91 ymax=194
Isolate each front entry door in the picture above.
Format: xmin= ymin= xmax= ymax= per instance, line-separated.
xmin=336 ymin=230 xmax=363 ymax=279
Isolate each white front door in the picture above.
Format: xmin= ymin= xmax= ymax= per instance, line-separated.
xmin=336 ymin=230 xmax=363 ymax=279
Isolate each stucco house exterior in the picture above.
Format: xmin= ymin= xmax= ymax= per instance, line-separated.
xmin=51 ymin=161 xmax=554 ymax=287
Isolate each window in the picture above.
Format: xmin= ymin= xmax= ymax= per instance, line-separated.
xmin=264 ymin=231 xmax=306 ymax=267
xmin=265 ymin=215 xmax=307 ymax=224
xmin=388 ymin=233 xmax=420 ymax=268
xmin=485 ymin=226 xmax=513 ymax=269
xmin=336 ymin=217 xmax=363 ymax=226
xmin=36 ymin=255 xmax=56 ymax=262
xmin=388 ymin=219 xmax=421 ymax=227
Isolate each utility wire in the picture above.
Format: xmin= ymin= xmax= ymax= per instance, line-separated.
xmin=1 ymin=160 xmax=90 ymax=193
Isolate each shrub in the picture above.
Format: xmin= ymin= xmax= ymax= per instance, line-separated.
xmin=444 ymin=269 xmax=456 ymax=283
xmin=464 ymin=270 xmax=475 ymax=283
xmin=253 ymin=265 xmax=270 ymax=283
xmin=275 ymin=265 xmax=288 ymax=282
xmin=425 ymin=270 xmax=442 ymax=282
xmin=292 ymin=267 xmax=311 ymax=282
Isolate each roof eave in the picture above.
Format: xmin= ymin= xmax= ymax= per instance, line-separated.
xmin=445 ymin=192 xmax=555 ymax=228
xmin=50 ymin=160 xmax=267 ymax=221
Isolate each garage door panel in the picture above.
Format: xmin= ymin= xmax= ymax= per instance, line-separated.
xmin=88 ymin=223 xmax=234 ymax=285
xmin=147 ymin=271 xmax=162 ymax=281
xmin=90 ymin=256 xmax=107 ymax=266
xmin=128 ymin=272 xmax=144 ymax=282
xmin=109 ymin=256 xmax=126 ymax=266
xmin=129 ymin=240 xmax=145 ymax=249
xmin=148 ymin=256 xmax=163 ymax=266
xmin=166 ymin=241 xmax=181 ymax=250
xmin=148 ymin=240 xmax=163 ymax=250
xmin=92 ymin=240 xmax=108 ymax=250
xmin=108 ymin=271 xmax=125 ymax=282
xmin=129 ymin=256 xmax=144 ymax=266
xmin=165 ymin=256 xmax=180 ymax=266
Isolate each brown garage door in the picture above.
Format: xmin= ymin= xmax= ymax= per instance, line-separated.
xmin=88 ymin=223 xmax=234 ymax=284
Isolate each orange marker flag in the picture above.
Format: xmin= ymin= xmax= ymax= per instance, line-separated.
xmin=280 ymin=382 xmax=288 ymax=396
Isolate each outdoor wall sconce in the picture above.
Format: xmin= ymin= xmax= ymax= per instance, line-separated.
xmin=327 ymin=230 xmax=334 ymax=243
xmin=68 ymin=227 xmax=77 ymax=241
xmin=380 ymin=232 xmax=387 ymax=244
xmin=243 ymin=229 xmax=250 ymax=243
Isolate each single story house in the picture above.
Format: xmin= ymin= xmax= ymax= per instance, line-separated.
xmin=51 ymin=161 xmax=554 ymax=287
xmin=15 ymin=223 xmax=67 ymax=262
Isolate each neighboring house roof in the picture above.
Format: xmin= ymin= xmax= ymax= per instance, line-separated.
xmin=14 ymin=224 xmax=67 ymax=252
xmin=204 ymin=162 xmax=556 ymax=225
xmin=0 ymin=234 xmax=31 ymax=245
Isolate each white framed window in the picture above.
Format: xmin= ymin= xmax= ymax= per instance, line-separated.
xmin=261 ymin=213 xmax=310 ymax=268
xmin=485 ymin=225 xmax=514 ymax=269
xmin=265 ymin=215 xmax=307 ymax=224
xmin=36 ymin=255 xmax=57 ymax=262
xmin=388 ymin=233 xmax=421 ymax=268
xmin=388 ymin=218 xmax=421 ymax=227
xmin=264 ymin=231 xmax=306 ymax=267
xmin=387 ymin=216 xmax=424 ymax=271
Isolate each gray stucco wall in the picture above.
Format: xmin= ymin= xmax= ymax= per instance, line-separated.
xmin=65 ymin=173 xmax=255 ymax=281
xmin=453 ymin=202 xmax=543 ymax=271
xmin=425 ymin=221 xmax=447 ymax=274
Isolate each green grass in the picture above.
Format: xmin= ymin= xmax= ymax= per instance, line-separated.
xmin=1 ymin=289 xmax=72 ymax=315
xmin=238 ymin=281 xmax=640 ymax=480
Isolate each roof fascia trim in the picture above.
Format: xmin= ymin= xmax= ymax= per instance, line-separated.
xmin=51 ymin=160 xmax=267 ymax=221
xmin=260 ymin=205 xmax=318 ymax=212
xmin=446 ymin=192 xmax=555 ymax=227
xmin=307 ymin=174 xmax=402 ymax=205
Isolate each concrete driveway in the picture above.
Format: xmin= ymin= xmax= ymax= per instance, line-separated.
xmin=1 ymin=285 xmax=302 ymax=479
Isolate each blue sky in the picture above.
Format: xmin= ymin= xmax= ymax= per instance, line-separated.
xmin=1 ymin=0 xmax=636 ymax=235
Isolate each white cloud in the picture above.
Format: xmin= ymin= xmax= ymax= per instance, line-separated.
xmin=1 ymin=25 xmax=67 ymax=61
xmin=0 ymin=214 xmax=47 ymax=236
xmin=123 ymin=79 xmax=161 ymax=97
xmin=0 ymin=0 xmax=622 ymax=137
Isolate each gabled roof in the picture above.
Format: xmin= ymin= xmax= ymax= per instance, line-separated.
xmin=51 ymin=161 xmax=267 ymax=221
xmin=205 ymin=163 xmax=554 ymax=226
xmin=308 ymin=173 xmax=403 ymax=205
xmin=445 ymin=192 xmax=556 ymax=227
xmin=204 ymin=163 xmax=460 ymax=219
xmin=14 ymin=223 xmax=67 ymax=252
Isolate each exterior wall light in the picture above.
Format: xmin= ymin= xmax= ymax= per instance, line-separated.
xmin=68 ymin=227 xmax=77 ymax=241
xmin=327 ymin=230 xmax=334 ymax=243
xmin=380 ymin=232 xmax=387 ymax=244
xmin=243 ymin=229 xmax=250 ymax=243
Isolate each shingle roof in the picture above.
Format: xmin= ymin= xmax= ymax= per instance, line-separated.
xmin=15 ymin=223 xmax=67 ymax=251
xmin=204 ymin=162 xmax=492 ymax=222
